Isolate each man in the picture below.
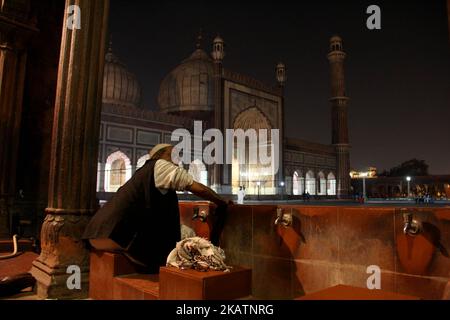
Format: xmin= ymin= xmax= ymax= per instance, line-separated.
xmin=83 ymin=144 xmax=231 ymax=273
xmin=237 ymin=186 xmax=246 ymax=205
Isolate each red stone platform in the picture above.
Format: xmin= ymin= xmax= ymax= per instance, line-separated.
xmin=89 ymin=250 xmax=252 ymax=300
xmin=159 ymin=266 xmax=252 ymax=300
xmin=297 ymin=284 xmax=420 ymax=300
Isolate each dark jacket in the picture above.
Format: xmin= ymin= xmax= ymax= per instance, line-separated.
xmin=83 ymin=159 xmax=181 ymax=273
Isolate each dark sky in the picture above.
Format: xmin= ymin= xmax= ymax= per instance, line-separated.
xmin=109 ymin=0 xmax=450 ymax=174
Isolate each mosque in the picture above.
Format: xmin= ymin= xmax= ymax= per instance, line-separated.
xmin=98 ymin=35 xmax=351 ymax=198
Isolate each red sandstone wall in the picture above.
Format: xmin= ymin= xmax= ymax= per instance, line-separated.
xmin=179 ymin=202 xmax=450 ymax=300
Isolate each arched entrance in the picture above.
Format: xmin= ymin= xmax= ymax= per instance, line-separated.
xmin=105 ymin=151 xmax=132 ymax=192
xmin=305 ymin=170 xmax=316 ymax=195
xmin=318 ymin=171 xmax=327 ymax=195
xmin=327 ymin=172 xmax=336 ymax=195
xmin=293 ymin=171 xmax=304 ymax=195
xmin=232 ymin=107 xmax=274 ymax=195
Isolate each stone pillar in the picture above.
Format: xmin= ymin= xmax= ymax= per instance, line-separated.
xmin=212 ymin=49 xmax=223 ymax=192
xmin=97 ymin=163 xmax=105 ymax=192
xmin=0 ymin=0 xmax=36 ymax=238
xmin=31 ymin=0 xmax=109 ymax=299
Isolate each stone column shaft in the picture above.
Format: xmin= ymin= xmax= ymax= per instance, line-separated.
xmin=212 ymin=61 xmax=223 ymax=192
xmin=31 ymin=0 xmax=109 ymax=299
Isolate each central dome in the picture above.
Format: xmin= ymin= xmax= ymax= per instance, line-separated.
xmin=158 ymin=48 xmax=214 ymax=117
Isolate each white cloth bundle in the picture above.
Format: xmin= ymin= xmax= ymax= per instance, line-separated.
xmin=166 ymin=237 xmax=231 ymax=272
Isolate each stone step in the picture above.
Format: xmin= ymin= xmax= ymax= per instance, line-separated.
xmin=113 ymin=274 xmax=159 ymax=300
xmin=89 ymin=251 xmax=252 ymax=300
xmin=89 ymin=250 xmax=138 ymax=300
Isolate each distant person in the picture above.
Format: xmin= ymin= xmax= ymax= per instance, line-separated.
xmin=237 ymin=186 xmax=246 ymax=204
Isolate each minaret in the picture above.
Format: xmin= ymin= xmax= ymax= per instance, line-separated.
xmin=211 ymin=35 xmax=225 ymax=192
xmin=276 ymin=62 xmax=286 ymax=193
xmin=327 ymin=35 xmax=351 ymax=198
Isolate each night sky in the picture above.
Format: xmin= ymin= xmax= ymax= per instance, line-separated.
xmin=109 ymin=0 xmax=450 ymax=174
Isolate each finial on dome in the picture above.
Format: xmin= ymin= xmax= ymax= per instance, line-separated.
xmin=108 ymin=34 xmax=113 ymax=53
xmin=196 ymin=28 xmax=203 ymax=49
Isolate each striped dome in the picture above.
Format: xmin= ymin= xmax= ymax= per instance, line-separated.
xmin=102 ymin=45 xmax=142 ymax=108
xmin=158 ymin=48 xmax=214 ymax=115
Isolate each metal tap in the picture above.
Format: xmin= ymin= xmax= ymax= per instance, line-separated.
xmin=403 ymin=211 xmax=421 ymax=236
xmin=193 ymin=207 xmax=208 ymax=222
xmin=274 ymin=207 xmax=292 ymax=227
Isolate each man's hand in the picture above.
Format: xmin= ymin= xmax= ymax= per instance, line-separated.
xmin=186 ymin=181 xmax=229 ymax=207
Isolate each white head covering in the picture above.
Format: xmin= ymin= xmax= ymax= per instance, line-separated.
xmin=148 ymin=143 xmax=172 ymax=160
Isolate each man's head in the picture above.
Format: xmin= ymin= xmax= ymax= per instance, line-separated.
xmin=149 ymin=144 xmax=174 ymax=162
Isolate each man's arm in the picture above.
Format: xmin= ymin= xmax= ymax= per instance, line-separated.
xmin=186 ymin=181 xmax=229 ymax=207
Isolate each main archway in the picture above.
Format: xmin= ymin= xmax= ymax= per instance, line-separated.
xmin=232 ymin=107 xmax=274 ymax=195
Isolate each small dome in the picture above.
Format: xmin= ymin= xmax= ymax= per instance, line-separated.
xmin=213 ymin=35 xmax=224 ymax=44
xmin=330 ymin=35 xmax=342 ymax=43
xmin=103 ymin=45 xmax=142 ymax=108
xmin=329 ymin=35 xmax=343 ymax=52
xmin=158 ymin=48 xmax=214 ymax=116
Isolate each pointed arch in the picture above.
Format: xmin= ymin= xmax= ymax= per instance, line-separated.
xmin=327 ymin=172 xmax=336 ymax=196
xmin=232 ymin=106 xmax=275 ymax=194
xmin=105 ymin=150 xmax=132 ymax=192
xmin=305 ymin=170 xmax=316 ymax=195
xmin=293 ymin=170 xmax=304 ymax=195
xmin=317 ymin=171 xmax=327 ymax=195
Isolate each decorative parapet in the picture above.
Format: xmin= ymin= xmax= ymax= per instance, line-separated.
xmin=101 ymin=104 xmax=194 ymax=129
xmin=285 ymin=137 xmax=336 ymax=156
xmin=223 ymin=69 xmax=283 ymax=97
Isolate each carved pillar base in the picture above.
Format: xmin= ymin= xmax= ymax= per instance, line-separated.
xmin=31 ymin=214 xmax=91 ymax=299
xmin=32 ymin=261 xmax=89 ymax=299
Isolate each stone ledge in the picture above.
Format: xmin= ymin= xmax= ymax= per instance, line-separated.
xmin=159 ymin=266 xmax=252 ymax=300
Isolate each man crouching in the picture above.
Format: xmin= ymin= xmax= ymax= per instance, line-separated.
xmin=83 ymin=144 xmax=231 ymax=273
